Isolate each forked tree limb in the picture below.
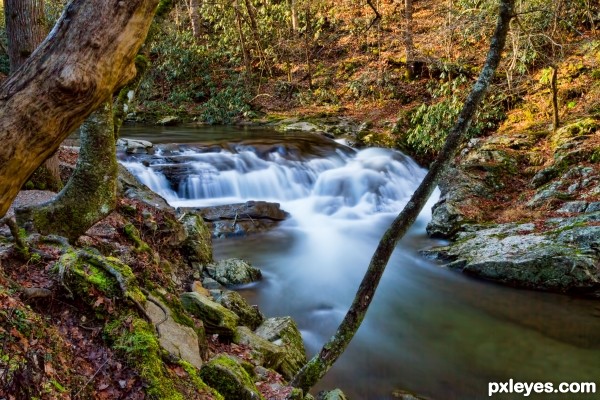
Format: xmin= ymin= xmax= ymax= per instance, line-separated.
xmin=290 ymin=0 xmax=516 ymax=393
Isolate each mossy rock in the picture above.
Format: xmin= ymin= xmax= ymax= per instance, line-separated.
xmin=179 ymin=213 xmax=213 ymax=264
xmin=218 ymin=290 xmax=264 ymax=330
xmin=550 ymin=118 xmax=599 ymax=150
xmin=105 ymin=315 xmax=184 ymax=399
xmin=180 ymin=292 xmax=239 ymax=337
xmin=233 ymin=326 xmax=285 ymax=371
xmin=254 ymin=316 xmax=307 ymax=379
xmin=199 ymin=355 xmax=263 ymax=400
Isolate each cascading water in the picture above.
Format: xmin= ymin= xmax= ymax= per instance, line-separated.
xmin=121 ymin=127 xmax=600 ymax=400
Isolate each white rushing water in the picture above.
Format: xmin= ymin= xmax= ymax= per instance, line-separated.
xmin=122 ymin=130 xmax=600 ymax=400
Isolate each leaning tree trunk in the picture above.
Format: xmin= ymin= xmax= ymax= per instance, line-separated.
xmin=16 ymin=103 xmax=118 ymax=242
xmin=290 ymin=0 xmax=516 ymax=393
xmin=4 ymin=0 xmax=63 ymax=192
xmin=0 ymin=0 xmax=159 ymax=218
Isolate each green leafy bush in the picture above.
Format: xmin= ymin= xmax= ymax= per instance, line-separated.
xmin=403 ymin=74 xmax=506 ymax=155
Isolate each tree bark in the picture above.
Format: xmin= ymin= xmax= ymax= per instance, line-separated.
xmin=289 ymin=0 xmax=299 ymax=33
xmin=0 ymin=0 xmax=159 ymax=218
xmin=290 ymin=0 xmax=516 ymax=393
xmin=187 ymin=0 xmax=202 ymax=39
xmin=16 ymin=103 xmax=118 ymax=242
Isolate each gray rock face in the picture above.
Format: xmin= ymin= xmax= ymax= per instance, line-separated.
xmin=425 ymin=216 xmax=600 ymax=294
xmin=281 ymin=121 xmax=321 ymax=132
xmin=200 ymin=355 xmax=262 ymax=400
xmin=180 ymin=292 xmax=240 ymax=337
xmin=205 ymin=258 xmax=262 ymax=286
xmin=255 ymin=316 xmax=307 ymax=379
xmin=182 ymin=201 xmax=290 ymax=238
xmin=145 ymin=297 xmax=204 ymax=369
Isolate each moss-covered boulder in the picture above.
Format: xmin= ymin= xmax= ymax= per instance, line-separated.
xmin=200 ymin=355 xmax=264 ymax=400
xmin=179 ymin=212 xmax=213 ymax=264
xmin=218 ymin=290 xmax=264 ymax=330
xmin=180 ymin=292 xmax=239 ymax=337
xmin=424 ymin=215 xmax=600 ymax=295
xmin=145 ymin=296 xmax=204 ymax=369
xmin=254 ymin=317 xmax=307 ymax=379
xmin=233 ymin=326 xmax=285 ymax=371
xmin=205 ymin=258 xmax=262 ymax=286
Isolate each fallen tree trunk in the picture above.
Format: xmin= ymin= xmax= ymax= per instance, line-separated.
xmin=0 ymin=0 xmax=159 ymax=218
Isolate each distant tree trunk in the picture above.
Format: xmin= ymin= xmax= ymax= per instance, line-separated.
xmin=550 ymin=65 xmax=560 ymax=131
xmin=16 ymin=103 xmax=118 ymax=242
xmin=289 ymin=0 xmax=299 ymax=33
xmin=290 ymin=0 xmax=516 ymax=393
xmin=404 ymin=0 xmax=416 ymax=79
xmin=187 ymin=0 xmax=202 ymax=39
xmin=5 ymin=0 xmax=45 ymax=72
xmin=0 ymin=0 xmax=158 ymax=218
xmin=5 ymin=0 xmax=63 ymax=192
xmin=234 ymin=0 xmax=251 ymax=74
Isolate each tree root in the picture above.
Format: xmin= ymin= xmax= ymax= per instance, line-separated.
xmin=0 ymin=216 xmax=29 ymax=259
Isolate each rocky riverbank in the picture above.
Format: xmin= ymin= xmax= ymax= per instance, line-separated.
xmin=0 ymin=147 xmax=351 ymax=400
xmin=424 ymin=117 xmax=600 ymax=296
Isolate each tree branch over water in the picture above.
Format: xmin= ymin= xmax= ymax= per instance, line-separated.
xmin=290 ymin=0 xmax=516 ymax=393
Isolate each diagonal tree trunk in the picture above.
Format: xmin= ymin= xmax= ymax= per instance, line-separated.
xmin=0 ymin=0 xmax=158 ymax=218
xmin=290 ymin=0 xmax=516 ymax=393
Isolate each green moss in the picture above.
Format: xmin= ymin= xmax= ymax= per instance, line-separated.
xmin=105 ymin=315 xmax=184 ymax=400
xmin=179 ymin=360 xmax=224 ymax=400
xmin=200 ymin=355 xmax=263 ymax=400
xmin=123 ymin=223 xmax=152 ymax=254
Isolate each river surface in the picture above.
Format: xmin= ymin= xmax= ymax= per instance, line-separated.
xmin=121 ymin=125 xmax=600 ymax=400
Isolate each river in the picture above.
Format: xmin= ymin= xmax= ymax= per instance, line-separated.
xmin=120 ymin=125 xmax=600 ymax=400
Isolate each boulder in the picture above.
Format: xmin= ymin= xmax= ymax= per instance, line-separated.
xmin=180 ymin=292 xmax=239 ymax=337
xmin=219 ymin=290 xmax=264 ymax=330
xmin=181 ymin=201 xmax=289 ymax=238
xmin=424 ymin=216 xmax=600 ymax=295
xmin=200 ymin=355 xmax=263 ymax=400
xmin=233 ymin=326 xmax=285 ymax=371
xmin=255 ymin=317 xmax=307 ymax=379
xmin=317 ymin=389 xmax=348 ymax=400
xmin=145 ymin=296 xmax=204 ymax=369
xmin=205 ymin=258 xmax=262 ymax=286
xmin=116 ymin=138 xmax=154 ymax=154
xmin=281 ymin=121 xmax=321 ymax=132
xmin=157 ymin=115 xmax=179 ymax=126
xmin=179 ymin=212 xmax=213 ymax=264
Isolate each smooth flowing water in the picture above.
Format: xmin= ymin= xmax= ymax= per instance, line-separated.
xmin=121 ymin=126 xmax=600 ymax=400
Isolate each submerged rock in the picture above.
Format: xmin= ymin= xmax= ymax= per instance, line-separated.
xmin=116 ymin=138 xmax=154 ymax=154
